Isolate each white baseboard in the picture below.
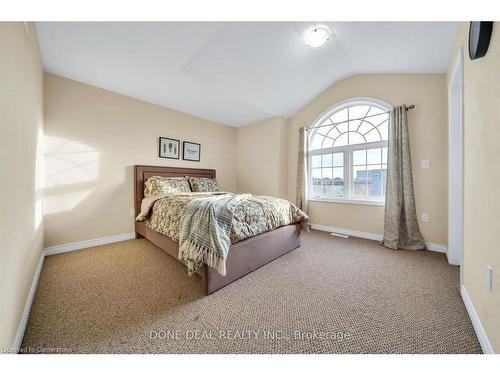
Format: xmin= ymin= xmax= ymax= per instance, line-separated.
xmin=460 ymin=285 xmax=494 ymax=354
xmin=44 ymin=232 xmax=135 ymax=256
xmin=311 ymin=223 xmax=447 ymax=254
xmin=425 ymin=243 xmax=447 ymax=253
xmin=11 ymin=232 xmax=136 ymax=353
xmin=11 ymin=251 xmax=45 ymax=353
xmin=311 ymin=223 xmax=383 ymax=242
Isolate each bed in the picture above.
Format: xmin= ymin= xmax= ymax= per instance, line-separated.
xmin=134 ymin=165 xmax=305 ymax=295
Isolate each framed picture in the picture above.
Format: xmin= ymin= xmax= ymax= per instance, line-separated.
xmin=183 ymin=141 xmax=201 ymax=162
xmin=159 ymin=137 xmax=180 ymax=159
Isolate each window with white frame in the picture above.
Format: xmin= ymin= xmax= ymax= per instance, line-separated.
xmin=308 ymin=99 xmax=391 ymax=204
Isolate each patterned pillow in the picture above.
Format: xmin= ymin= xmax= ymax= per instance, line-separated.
xmin=187 ymin=177 xmax=219 ymax=192
xmin=144 ymin=176 xmax=191 ymax=197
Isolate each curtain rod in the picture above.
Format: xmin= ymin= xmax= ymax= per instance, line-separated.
xmin=304 ymin=104 xmax=415 ymax=131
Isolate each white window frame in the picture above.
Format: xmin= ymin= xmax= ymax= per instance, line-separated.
xmin=307 ymin=97 xmax=392 ymax=206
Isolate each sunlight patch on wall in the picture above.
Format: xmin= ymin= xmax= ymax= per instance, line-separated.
xmin=44 ymin=135 xmax=100 ymax=215
xmin=34 ymin=127 xmax=44 ymax=229
xmin=44 ymin=136 xmax=100 ymax=188
xmin=43 ymin=189 xmax=95 ymax=215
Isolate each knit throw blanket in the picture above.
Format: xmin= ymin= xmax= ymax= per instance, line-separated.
xmin=178 ymin=193 xmax=250 ymax=276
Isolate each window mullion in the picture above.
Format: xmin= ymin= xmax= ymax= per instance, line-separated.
xmin=345 ymin=150 xmax=350 ymax=200
xmin=318 ymin=153 xmax=322 ymax=196
xmin=347 ymin=107 xmax=350 ymax=146
xmin=366 ymin=152 xmax=369 ymax=198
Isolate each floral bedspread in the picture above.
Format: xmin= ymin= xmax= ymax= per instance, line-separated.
xmin=140 ymin=192 xmax=310 ymax=244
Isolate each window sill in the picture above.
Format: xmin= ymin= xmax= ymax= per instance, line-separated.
xmin=307 ymin=197 xmax=385 ymax=207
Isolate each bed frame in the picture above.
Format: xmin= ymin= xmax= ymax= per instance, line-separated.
xmin=134 ymin=165 xmax=301 ymax=295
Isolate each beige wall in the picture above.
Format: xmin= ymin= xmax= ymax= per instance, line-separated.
xmin=44 ymin=74 xmax=237 ymax=247
xmin=0 ymin=23 xmax=44 ymax=349
xmin=286 ymin=74 xmax=449 ymax=245
xmin=237 ymin=116 xmax=288 ymax=198
xmin=448 ymin=23 xmax=500 ymax=352
xmin=44 ymin=74 xmax=449 ymax=247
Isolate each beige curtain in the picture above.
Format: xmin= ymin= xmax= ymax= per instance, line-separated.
xmin=381 ymin=106 xmax=426 ymax=250
xmin=296 ymin=127 xmax=308 ymax=214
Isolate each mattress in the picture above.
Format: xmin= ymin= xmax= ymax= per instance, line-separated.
xmin=139 ymin=192 xmax=309 ymax=244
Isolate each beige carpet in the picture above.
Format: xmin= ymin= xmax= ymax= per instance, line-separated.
xmin=21 ymin=230 xmax=481 ymax=354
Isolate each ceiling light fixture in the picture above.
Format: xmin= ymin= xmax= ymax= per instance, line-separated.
xmin=304 ymin=27 xmax=331 ymax=48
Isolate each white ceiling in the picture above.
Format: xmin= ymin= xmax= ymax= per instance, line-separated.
xmin=36 ymin=22 xmax=458 ymax=127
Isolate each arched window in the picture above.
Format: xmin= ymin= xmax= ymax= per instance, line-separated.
xmin=308 ymin=98 xmax=391 ymax=204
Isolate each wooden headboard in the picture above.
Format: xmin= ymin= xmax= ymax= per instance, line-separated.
xmin=134 ymin=165 xmax=216 ymax=216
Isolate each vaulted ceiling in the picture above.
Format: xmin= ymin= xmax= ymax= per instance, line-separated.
xmin=36 ymin=22 xmax=457 ymax=127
